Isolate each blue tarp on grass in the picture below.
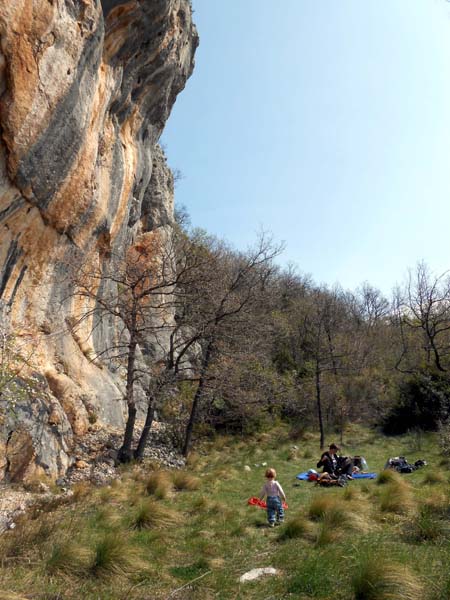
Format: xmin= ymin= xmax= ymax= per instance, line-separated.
xmin=296 ymin=471 xmax=377 ymax=481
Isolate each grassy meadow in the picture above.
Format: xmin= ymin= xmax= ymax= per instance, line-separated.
xmin=1 ymin=425 xmax=450 ymax=600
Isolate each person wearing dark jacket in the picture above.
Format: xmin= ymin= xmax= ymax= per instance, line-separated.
xmin=317 ymin=443 xmax=339 ymax=475
xmin=317 ymin=443 xmax=353 ymax=479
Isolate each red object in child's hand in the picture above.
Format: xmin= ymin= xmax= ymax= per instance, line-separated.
xmin=247 ymin=496 xmax=288 ymax=509
xmin=248 ymin=496 xmax=266 ymax=508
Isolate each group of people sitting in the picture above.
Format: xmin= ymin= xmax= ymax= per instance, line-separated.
xmin=313 ymin=442 xmax=367 ymax=486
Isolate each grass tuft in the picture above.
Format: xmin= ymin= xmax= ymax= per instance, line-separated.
xmin=89 ymin=533 xmax=136 ymax=578
xmin=378 ymin=482 xmax=415 ymax=515
xmin=422 ymin=471 xmax=445 ymax=485
xmin=351 ymin=555 xmax=424 ymax=600
xmin=422 ymin=490 xmax=450 ymax=517
xmin=376 ymin=470 xmax=403 ymax=485
xmin=0 ymin=426 xmax=447 ymax=599
xmin=145 ymin=471 xmax=173 ymax=499
xmin=72 ymin=481 xmax=92 ymax=501
xmin=315 ymin=520 xmax=343 ymax=546
xmin=279 ymin=515 xmax=314 ymax=540
xmin=127 ymin=499 xmax=181 ymax=530
xmin=308 ymin=496 xmax=339 ymax=520
xmin=185 ymin=452 xmax=200 ymax=469
xmin=1 ymin=516 xmax=55 ymax=560
xmin=45 ymin=540 xmax=88 ymax=576
xmin=90 ymin=505 xmax=121 ymax=530
xmin=307 ymin=494 xmax=370 ymax=542
xmin=343 ymin=485 xmax=365 ymax=502
xmin=404 ymin=506 xmax=446 ymax=542
xmin=171 ymin=471 xmax=201 ymax=491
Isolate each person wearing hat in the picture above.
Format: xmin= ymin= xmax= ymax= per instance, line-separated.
xmin=317 ymin=443 xmax=353 ymax=479
xmin=317 ymin=443 xmax=339 ymax=475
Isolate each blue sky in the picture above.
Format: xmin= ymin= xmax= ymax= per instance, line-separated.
xmin=162 ymin=0 xmax=450 ymax=296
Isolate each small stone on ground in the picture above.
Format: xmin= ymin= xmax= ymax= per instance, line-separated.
xmin=239 ymin=567 xmax=279 ymax=582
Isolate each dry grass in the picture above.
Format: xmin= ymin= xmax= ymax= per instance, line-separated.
xmin=378 ymin=481 xmax=415 ymax=515
xmin=343 ymin=485 xmax=364 ymax=502
xmin=214 ymin=467 xmax=237 ymax=481
xmin=185 ymin=451 xmax=201 ymax=469
xmin=172 ymin=471 xmax=200 ymax=491
xmin=211 ymin=436 xmax=233 ymax=451
xmin=96 ymin=478 xmax=138 ymax=505
xmin=307 ymin=494 xmax=371 ymax=540
xmin=126 ymin=482 xmax=147 ymax=506
xmin=256 ymin=433 xmax=271 ymax=444
xmin=110 ymin=478 xmax=121 ymax=490
xmin=376 ymin=469 xmax=403 ymax=485
xmin=145 ymin=471 xmax=173 ymax=499
xmin=0 ymin=516 xmax=55 ymax=560
xmin=91 ymin=505 xmax=121 ymax=529
xmin=97 ymin=485 xmax=114 ymax=504
xmin=128 ymin=466 xmax=147 ymax=482
xmin=421 ymin=489 xmax=450 ymax=516
xmin=359 ymin=482 xmax=372 ymax=495
xmin=315 ymin=520 xmax=344 ymax=546
xmin=404 ymin=506 xmax=444 ymax=543
xmin=44 ymin=539 xmax=89 ymax=576
xmin=421 ymin=471 xmax=446 ymax=485
xmin=89 ymin=533 xmax=144 ymax=578
xmin=308 ymin=496 xmax=340 ymax=520
xmin=279 ymin=514 xmax=315 ymax=540
xmin=127 ymin=499 xmax=181 ymax=530
xmin=190 ymin=495 xmax=210 ymax=512
xmin=0 ymin=427 xmax=446 ymax=599
xmin=351 ymin=555 xmax=424 ymax=600
xmin=72 ymin=481 xmax=92 ymax=501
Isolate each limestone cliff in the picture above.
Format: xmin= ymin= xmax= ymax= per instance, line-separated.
xmin=0 ymin=0 xmax=198 ymax=480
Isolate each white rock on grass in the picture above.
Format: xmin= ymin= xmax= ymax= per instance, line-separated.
xmin=239 ymin=567 xmax=279 ymax=583
xmin=244 ymin=465 xmax=251 ymax=472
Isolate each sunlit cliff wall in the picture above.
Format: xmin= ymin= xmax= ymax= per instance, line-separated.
xmin=0 ymin=0 xmax=198 ymax=480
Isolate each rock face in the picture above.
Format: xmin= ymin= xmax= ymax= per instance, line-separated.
xmin=0 ymin=0 xmax=198 ymax=480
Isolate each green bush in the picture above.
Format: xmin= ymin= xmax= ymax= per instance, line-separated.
xmin=382 ymin=369 xmax=450 ymax=434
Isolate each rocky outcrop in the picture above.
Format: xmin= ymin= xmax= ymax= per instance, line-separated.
xmin=0 ymin=0 xmax=198 ymax=480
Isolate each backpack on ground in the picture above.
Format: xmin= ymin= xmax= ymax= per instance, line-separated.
xmin=384 ymin=456 xmax=427 ymax=473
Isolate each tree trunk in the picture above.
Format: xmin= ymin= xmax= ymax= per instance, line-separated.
xmin=119 ymin=403 xmax=137 ymax=463
xmin=118 ymin=329 xmax=138 ymax=463
xmin=182 ymin=342 xmax=212 ymax=457
xmin=430 ymin=337 xmax=446 ymax=372
xmin=315 ymin=363 xmax=325 ymax=449
xmin=134 ymin=395 xmax=156 ymax=461
xmin=339 ymin=406 xmax=345 ymax=446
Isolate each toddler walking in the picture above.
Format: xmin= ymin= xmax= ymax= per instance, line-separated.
xmin=259 ymin=468 xmax=286 ymax=527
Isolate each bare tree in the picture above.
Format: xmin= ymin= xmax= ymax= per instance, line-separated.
xmin=395 ymin=262 xmax=450 ymax=373
xmin=68 ymin=226 xmax=215 ymax=461
xmin=68 ymin=225 xmax=282 ymax=460
xmin=180 ymin=233 xmax=283 ymax=456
